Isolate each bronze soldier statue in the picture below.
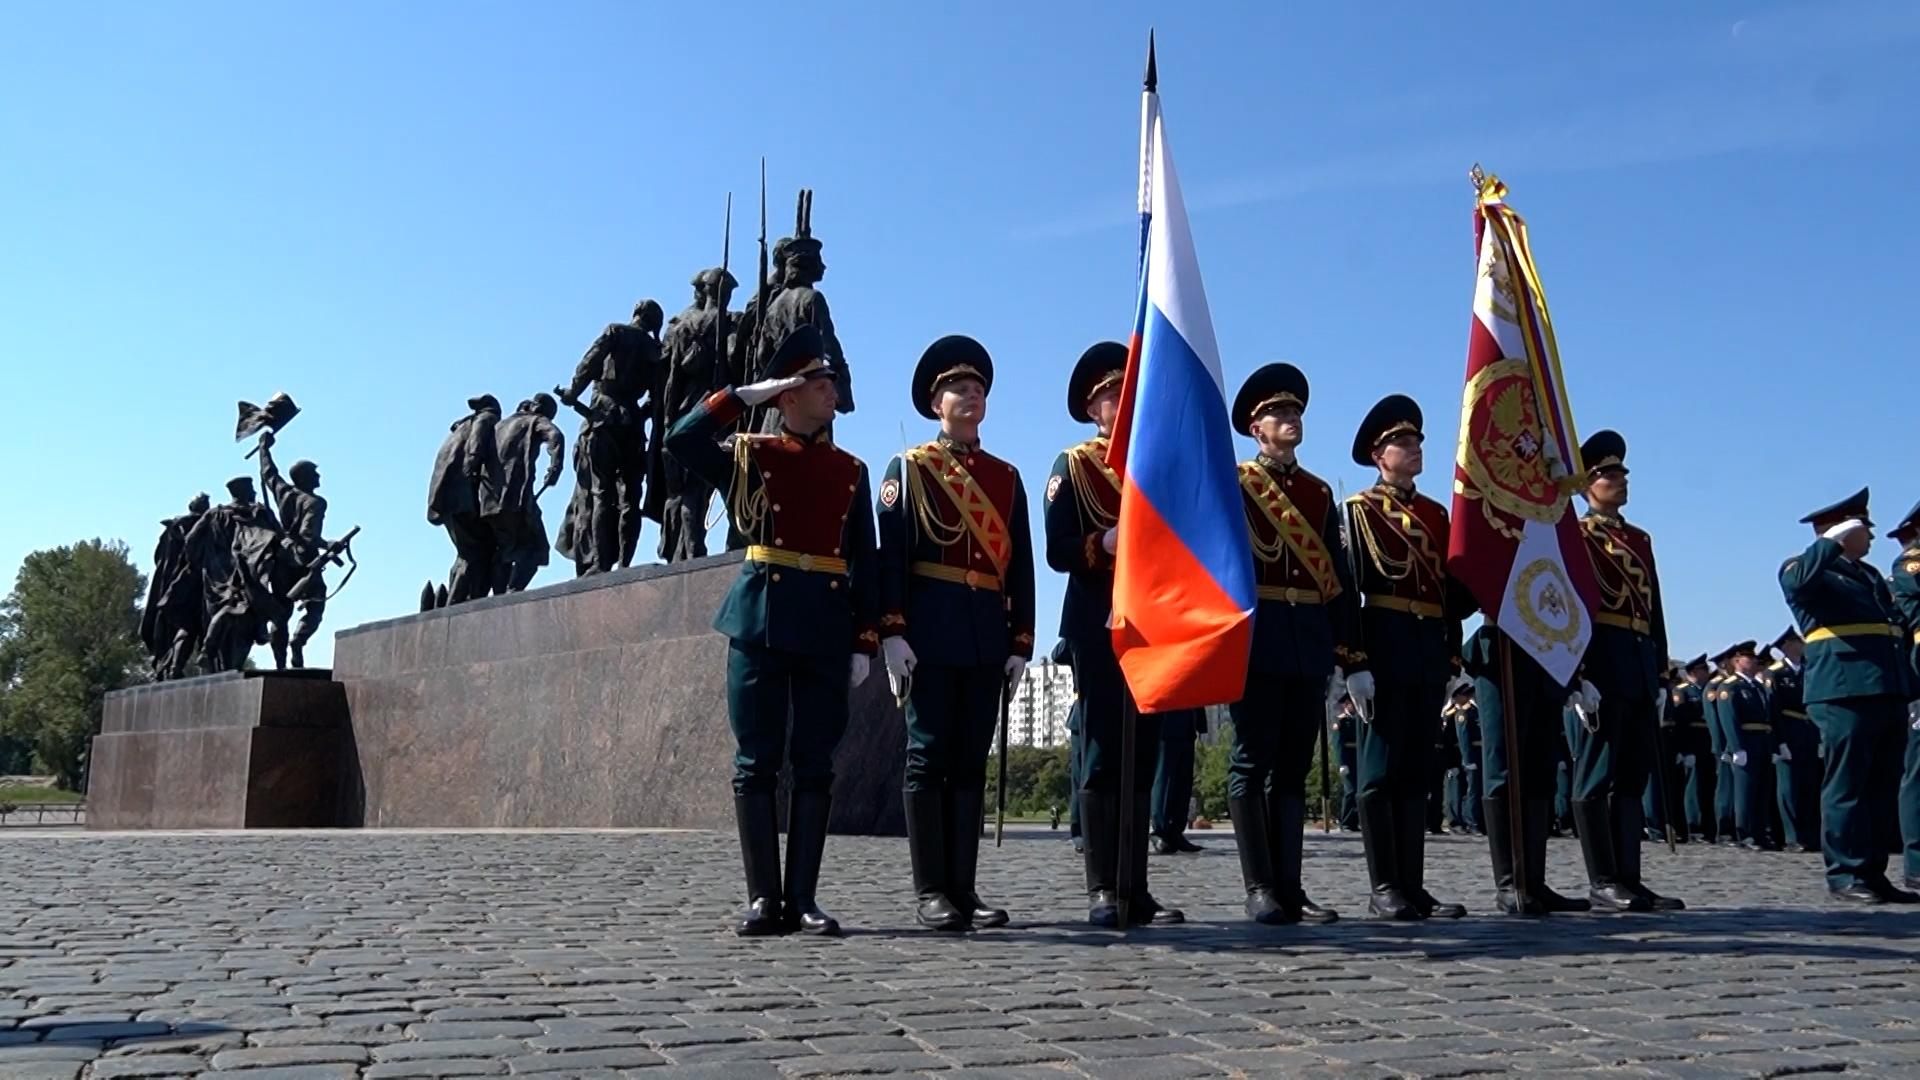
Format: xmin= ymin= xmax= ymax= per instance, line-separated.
xmin=556 ymin=299 xmax=663 ymax=573
xmin=255 ymin=430 xmax=330 ymax=669
xmin=140 ymin=493 xmax=211 ymax=680
xmin=487 ymin=394 xmax=566 ymax=592
xmin=428 ymin=395 xmax=502 ymax=604
xmin=187 ymin=476 xmax=290 ymax=673
xmin=747 ymin=192 xmax=853 ymax=433
xmin=657 ymin=268 xmax=737 ymax=561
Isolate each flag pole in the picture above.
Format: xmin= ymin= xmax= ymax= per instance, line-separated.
xmin=1497 ymin=631 xmax=1531 ymax=912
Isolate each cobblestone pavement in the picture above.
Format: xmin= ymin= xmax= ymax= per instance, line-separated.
xmin=4 ymin=825 xmax=1918 ymax=1079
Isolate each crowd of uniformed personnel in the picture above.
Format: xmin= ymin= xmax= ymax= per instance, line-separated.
xmin=663 ymin=324 xmax=1920 ymax=936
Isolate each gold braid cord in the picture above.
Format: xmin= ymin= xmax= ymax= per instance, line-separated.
xmin=902 ymin=448 xmax=969 ymax=549
xmin=1349 ymin=491 xmax=1441 ymax=586
xmin=1067 ymin=442 xmax=1119 ymax=531
xmin=730 ymin=436 xmax=772 ymax=540
xmin=1583 ymin=517 xmax=1651 ymax=612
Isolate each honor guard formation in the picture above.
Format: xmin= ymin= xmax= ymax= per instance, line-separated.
xmin=656 ymin=323 xmax=1920 ymax=936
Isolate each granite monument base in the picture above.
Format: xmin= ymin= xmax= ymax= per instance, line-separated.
xmin=88 ymin=670 xmax=351 ymax=829
xmin=331 ymin=552 xmax=908 ymax=834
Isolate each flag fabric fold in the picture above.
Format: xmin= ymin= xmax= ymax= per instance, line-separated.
xmin=1104 ymin=67 xmax=1255 ymax=712
xmin=1446 ymin=170 xmax=1599 ymax=687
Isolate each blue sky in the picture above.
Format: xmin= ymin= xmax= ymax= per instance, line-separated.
xmin=3 ymin=1 xmax=1917 ymax=668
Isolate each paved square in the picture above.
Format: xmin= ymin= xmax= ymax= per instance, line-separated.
xmin=3 ymin=826 xmax=1917 ymax=1078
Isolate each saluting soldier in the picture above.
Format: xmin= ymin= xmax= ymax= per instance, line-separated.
xmin=1885 ymin=501 xmax=1920 ymax=891
xmin=1778 ymin=488 xmax=1917 ymax=903
xmin=1768 ymin=627 xmax=1821 ymax=853
xmin=1342 ymin=395 xmax=1469 ymax=920
xmin=1671 ymin=655 xmax=1714 ymax=841
xmin=1719 ymin=640 xmax=1780 ymax=851
xmin=1044 ymin=342 xmax=1184 ymax=927
xmin=1571 ymin=430 xmax=1684 ymax=910
xmin=878 ymin=335 xmax=1035 ymax=932
xmin=1223 ymin=363 xmax=1354 ymax=925
xmin=664 ymin=325 xmax=879 ymax=936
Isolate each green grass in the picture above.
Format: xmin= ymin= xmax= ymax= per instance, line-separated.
xmin=0 ymin=785 xmax=83 ymax=805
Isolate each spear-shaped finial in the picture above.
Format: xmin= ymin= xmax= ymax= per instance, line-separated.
xmin=1144 ymin=29 xmax=1157 ymax=92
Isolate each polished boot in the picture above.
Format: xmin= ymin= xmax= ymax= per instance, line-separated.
xmin=905 ymin=787 xmax=966 ymax=931
xmin=732 ymin=793 xmax=785 ymax=936
xmin=1525 ymin=798 xmax=1591 ymax=913
xmin=1359 ymin=793 xmax=1418 ymax=920
xmin=1401 ymin=796 xmax=1464 ymax=918
xmin=1615 ymin=795 xmax=1684 ymax=911
xmin=1872 ymin=879 xmax=1920 ymax=904
xmin=1272 ymin=793 xmax=1338 ymax=923
xmin=782 ymin=790 xmax=840 ymax=935
xmin=948 ymin=784 xmax=1009 ymax=928
xmin=1126 ymin=791 xmax=1184 ymax=925
xmin=1485 ymin=796 xmax=1543 ymax=915
xmin=1229 ymin=796 xmax=1287 ymax=925
xmin=1574 ymin=798 xmax=1648 ymax=913
xmin=1080 ymin=790 xmax=1122 ymax=928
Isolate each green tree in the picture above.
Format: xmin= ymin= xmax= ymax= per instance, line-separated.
xmin=0 ymin=539 xmax=148 ymax=789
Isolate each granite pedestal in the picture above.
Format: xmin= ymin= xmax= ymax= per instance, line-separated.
xmin=331 ymin=553 xmax=909 ymax=834
xmin=88 ymin=670 xmax=350 ymax=829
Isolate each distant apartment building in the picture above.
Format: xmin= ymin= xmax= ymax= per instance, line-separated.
xmin=1006 ymin=659 xmax=1076 ymax=748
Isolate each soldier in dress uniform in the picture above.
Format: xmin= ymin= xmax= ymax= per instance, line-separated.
xmin=1884 ymin=501 xmax=1920 ymax=891
xmin=1222 ymin=363 xmax=1354 ymax=925
xmin=1449 ymin=683 xmax=1486 ymax=836
xmin=1342 ymin=395 xmax=1470 ymax=920
xmin=1643 ymin=665 xmax=1680 ymax=842
xmin=664 ymin=325 xmax=879 ymax=936
xmin=1044 ymin=341 xmax=1184 ymax=927
xmin=1151 ymin=710 xmax=1206 ymax=855
xmin=1052 ymin=637 xmax=1087 ymax=853
xmin=1778 ymin=488 xmax=1917 ymax=903
xmin=1555 ymin=703 xmax=1578 ymax=838
xmin=1718 ymin=640 xmax=1780 ymax=851
xmin=1768 ymin=627 xmax=1821 ymax=853
xmin=1704 ymin=651 xmax=1738 ymax=843
xmin=1432 ymin=698 xmax=1463 ymax=834
xmin=878 ymin=335 xmax=1035 ymax=932
xmin=1671 ymin=655 xmax=1714 ymax=841
xmin=1333 ymin=693 xmax=1361 ymax=831
xmin=1570 ymin=430 xmax=1685 ymax=910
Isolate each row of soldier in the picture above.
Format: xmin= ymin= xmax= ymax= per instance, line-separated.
xmin=665 ymin=324 xmax=1730 ymax=938
xmin=142 ymin=410 xmax=355 ymax=679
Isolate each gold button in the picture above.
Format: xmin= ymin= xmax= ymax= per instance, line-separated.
xmin=763 ymin=472 xmax=773 ymax=479
xmin=829 ymin=581 xmax=840 ymax=590
xmin=772 ymin=503 xmax=782 ymax=512
xmin=966 ymin=571 xmax=981 ymax=587
xmin=848 ymin=484 xmax=856 ymax=492
xmin=772 ymin=573 xmax=782 ymax=582
xmin=798 ymin=555 xmax=815 ymax=571
xmin=833 ymin=547 xmax=841 ymax=555
xmin=775 ymin=539 xmax=784 ymax=547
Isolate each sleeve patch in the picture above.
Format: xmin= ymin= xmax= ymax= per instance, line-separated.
xmin=1045 ymin=475 xmax=1062 ymax=503
xmin=1906 ymin=560 xmax=1919 ymax=574
xmin=879 ymin=478 xmax=899 ymax=508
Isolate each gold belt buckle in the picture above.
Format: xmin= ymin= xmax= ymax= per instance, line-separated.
xmin=797 ymin=554 xmax=815 ymax=571
xmin=965 ymin=570 xmax=981 ymax=588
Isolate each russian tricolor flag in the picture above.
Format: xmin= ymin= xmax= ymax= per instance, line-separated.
xmin=1104 ymin=40 xmax=1255 ymax=712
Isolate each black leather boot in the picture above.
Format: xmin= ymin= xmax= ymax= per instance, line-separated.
xmin=1272 ymin=793 xmax=1338 ymax=923
xmin=1229 ymin=796 xmax=1286 ymax=924
xmin=1400 ymin=796 xmax=1464 ymax=918
xmin=1359 ymin=793 xmax=1417 ymax=920
xmin=1485 ymin=796 xmax=1542 ymax=915
xmin=1616 ymin=794 xmax=1684 ymax=911
xmin=1526 ymin=798 xmax=1591 ymax=913
xmin=948 ymin=783 xmax=1008 ymax=928
xmin=1574 ymin=798 xmax=1648 ymax=913
xmin=1080 ymin=789 xmax=1122 ymax=927
xmin=905 ymin=787 xmax=966 ymax=930
xmin=1127 ymin=791 xmax=1184 ymax=925
xmin=732 ymin=793 xmax=785 ymax=936
xmin=782 ymin=790 xmax=840 ymax=935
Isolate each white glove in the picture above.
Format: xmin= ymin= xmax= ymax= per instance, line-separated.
xmin=848 ymin=654 xmax=870 ymax=689
xmin=1657 ymin=691 xmax=1667 ymax=724
xmin=1338 ymin=764 xmax=1350 ymax=776
xmin=1344 ymin=671 xmax=1376 ymax=721
xmin=1822 ymin=518 xmax=1869 ymax=543
xmin=1570 ymin=679 xmax=1601 ymax=716
xmin=736 ymin=375 xmax=806 ymax=407
xmin=1004 ymin=655 xmax=1028 ymax=685
xmin=1732 ymin=749 xmax=1749 ymax=767
xmin=1101 ymin=527 xmax=1118 ymax=554
xmin=1778 ymin=743 xmax=1792 ymax=762
xmin=882 ymin=637 xmax=917 ymax=681
xmin=1464 ymin=763 xmax=1478 ymax=772
xmin=1675 ymin=753 xmax=1686 ymax=767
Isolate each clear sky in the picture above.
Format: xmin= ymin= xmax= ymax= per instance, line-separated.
xmin=4 ymin=1 xmax=1917 ymax=669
